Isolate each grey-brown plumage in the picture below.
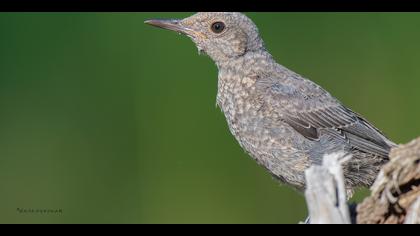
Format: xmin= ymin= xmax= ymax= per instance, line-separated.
xmin=145 ymin=12 xmax=396 ymax=192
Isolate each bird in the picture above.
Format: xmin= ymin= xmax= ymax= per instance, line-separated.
xmin=145 ymin=12 xmax=397 ymax=193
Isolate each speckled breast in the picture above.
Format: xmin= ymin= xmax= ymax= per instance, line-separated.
xmin=216 ymin=72 xmax=311 ymax=188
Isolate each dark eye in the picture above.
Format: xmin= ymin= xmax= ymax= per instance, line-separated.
xmin=211 ymin=22 xmax=225 ymax=34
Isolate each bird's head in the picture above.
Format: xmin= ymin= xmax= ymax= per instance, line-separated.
xmin=145 ymin=12 xmax=265 ymax=65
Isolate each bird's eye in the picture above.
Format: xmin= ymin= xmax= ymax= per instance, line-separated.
xmin=211 ymin=22 xmax=225 ymax=34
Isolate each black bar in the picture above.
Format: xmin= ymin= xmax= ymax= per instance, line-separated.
xmin=0 ymin=0 xmax=418 ymax=12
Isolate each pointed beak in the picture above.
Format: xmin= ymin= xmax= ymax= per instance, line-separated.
xmin=145 ymin=19 xmax=189 ymax=34
xmin=144 ymin=19 xmax=207 ymax=39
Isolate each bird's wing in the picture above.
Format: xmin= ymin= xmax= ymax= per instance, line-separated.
xmin=255 ymin=75 xmax=395 ymax=157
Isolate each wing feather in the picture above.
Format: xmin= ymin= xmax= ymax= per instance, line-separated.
xmin=256 ymin=75 xmax=395 ymax=157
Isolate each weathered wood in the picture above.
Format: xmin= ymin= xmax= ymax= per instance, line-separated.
xmin=357 ymin=137 xmax=420 ymax=224
xmin=405 ymin=197 xmax=420 ymax=224
xmin=304 ymin=152 xmax=352 ymax=224
xmin=303 ymin=137 xmax=420 ymax=224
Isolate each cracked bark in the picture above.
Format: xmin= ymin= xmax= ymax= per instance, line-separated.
xmin=304 ymin=137 xmax=420 ymax=224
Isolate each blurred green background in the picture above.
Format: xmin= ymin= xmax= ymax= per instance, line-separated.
xmin=0 ymin=13 xmax=419 ymax=224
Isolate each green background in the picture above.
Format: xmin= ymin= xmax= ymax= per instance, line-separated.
xmin=0 ymin=13 xmax=419 ymax=224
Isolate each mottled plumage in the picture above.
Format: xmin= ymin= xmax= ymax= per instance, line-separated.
xmin=145 ymin=12 xmax=396 ymax=192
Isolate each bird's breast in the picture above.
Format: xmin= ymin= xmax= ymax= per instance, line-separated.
xmin=216 ymin=73 xmax=259 ymax=129
xmin=216 ymin=73 xmax=276 ymax=151
xmin=216 ymin=72 xmax=313 ymax=188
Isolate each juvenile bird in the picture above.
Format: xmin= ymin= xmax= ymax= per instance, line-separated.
xmin=145 ymin=12 xmax=396 ymax=193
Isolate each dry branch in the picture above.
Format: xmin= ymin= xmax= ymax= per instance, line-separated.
xmin=303 ymin=137 xmax=420 ymax=224
xmin=304 ymin=152 xmax=352 ymax=224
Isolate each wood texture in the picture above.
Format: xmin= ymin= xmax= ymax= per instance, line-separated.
xmin=304 ymin=137 xmax=420 ymax=224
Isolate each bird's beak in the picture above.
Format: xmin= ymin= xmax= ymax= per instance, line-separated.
xmin=145 ymin=19 xmax=190 ymax=34
xmin=144 ymin=19 xmax=206 ymax=39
